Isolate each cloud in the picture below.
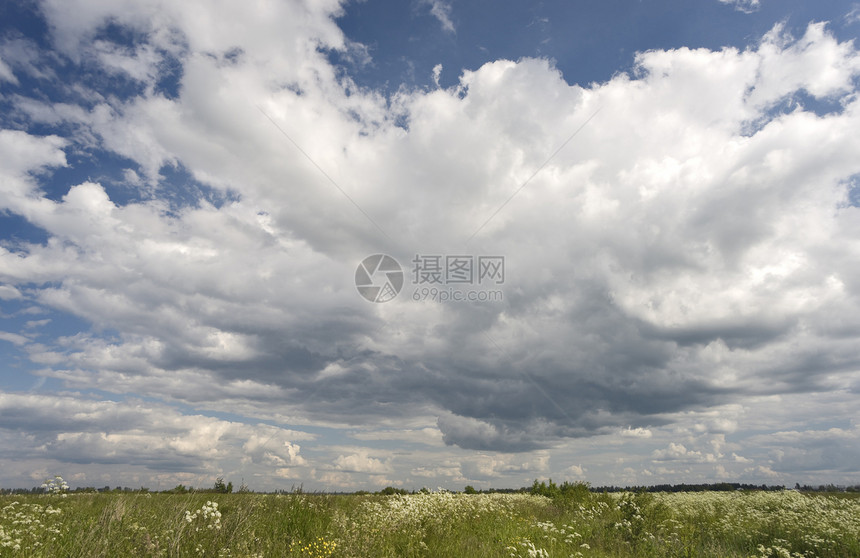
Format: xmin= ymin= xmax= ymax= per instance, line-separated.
xmin=0 ymin=286 xmax=23 ymax=300
xmin=459 ymin=453 xmax=549 ymax=479
xmin=0 ymin=393 xmax=311 ymax=479
xmin=0 ymin=332 xmax=29 ymax=345
xmin=432 ymin=63 xmax=442 ymax=87
xmin=0 ymin=129 xmax=67 ymax=200
xmin=6 ymin=18 xmax=856 ymax=449
xmin=732 ymin=453 xmax=751 ymax=463
xmin=1 ymin=0 xmax=860 ymax=488
xmin=411 ymin=464 xmax=459 ymax=478
xmin=652 ymin=443 xmax=695 ymax=460
xmin=350 ymin=427 xmax=444 ymax=446
xmin=620 ymin=427 xmax=653 ymax=439
xmin=0 ymin=38 xmax=54 ymax=81
xmin=0 ymin=56 xmax=16 ymax=84
xmin=332 ymin=452 xmax=392 ymax=474
xmin=847 ymin=4 xmax=860 ymax=25
xmin=745 ymin=425 xmax=860 ymax=474
xmin=420 ymin=0 xmax=455 ymax=33
xmin=718 ymin=0 xmax=761 ymax=13
xmin=7 ymin=17 xmax=860 ymax=453
xmin=564 ymin=464 xmax=586 ymax=478
xmin=651 ymin=442 xmax=720 ymax=463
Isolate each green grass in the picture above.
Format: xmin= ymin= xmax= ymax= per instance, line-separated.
xmin=1 ymin=490 xmax=858 ymax=557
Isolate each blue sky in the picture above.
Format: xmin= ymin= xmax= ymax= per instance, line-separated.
xmin=1 ymin=0 xmax=860 ymax=492
xmin=335 ymin=0 xmax=858 ymax=90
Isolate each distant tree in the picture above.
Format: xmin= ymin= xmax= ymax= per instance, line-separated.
xmin=530 ymin=479 xmax=560 ymax=498
xmin=378 ymin=486 xmax=408 ymax=495
xmin=213 ymin=477 xmax=233 ymax=493
xmin=169 ymin=484 xmax=189 ymax=494
xmin=464 ymin=485 xmax=477 ymax=494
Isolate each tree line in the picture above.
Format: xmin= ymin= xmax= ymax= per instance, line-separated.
xmin=5 ymin=478 xmax=859 ymax=495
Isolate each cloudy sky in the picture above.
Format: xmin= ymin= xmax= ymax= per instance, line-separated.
xmin=1 ymin=0 xmax=860 ymax=492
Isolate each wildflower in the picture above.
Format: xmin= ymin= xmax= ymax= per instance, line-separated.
xmin=41 ymin=476 xmax=69 ymax=495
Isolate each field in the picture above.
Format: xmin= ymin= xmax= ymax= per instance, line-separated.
xmin=1 ymin=488 xmax=859 ymax=557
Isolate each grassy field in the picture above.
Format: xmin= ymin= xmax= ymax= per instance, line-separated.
xmin=1 ymin=488 xmax=858 ymax=557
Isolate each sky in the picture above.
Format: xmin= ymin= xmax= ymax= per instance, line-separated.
xmin=1 ymin=0 xmax=860 ymax=492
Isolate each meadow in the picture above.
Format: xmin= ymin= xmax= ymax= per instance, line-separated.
xmin=1 ymin=485 xmax=858 ymax=557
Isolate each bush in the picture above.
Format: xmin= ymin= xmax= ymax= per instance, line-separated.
xmin=530 ymin=479 xmax=592 ymax=505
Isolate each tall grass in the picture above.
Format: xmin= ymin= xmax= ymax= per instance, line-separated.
xmin=1 ymin=489 xmax=858 ymax=557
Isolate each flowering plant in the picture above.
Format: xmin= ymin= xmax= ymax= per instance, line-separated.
xmin=185 ymin=501 xmax=222 ymax=531
xmin=40 ymin=476 xmax=69 ymax=496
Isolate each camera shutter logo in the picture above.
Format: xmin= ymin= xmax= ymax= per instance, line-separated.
xmin=355 ymin=254 xmax=404 ymax=303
